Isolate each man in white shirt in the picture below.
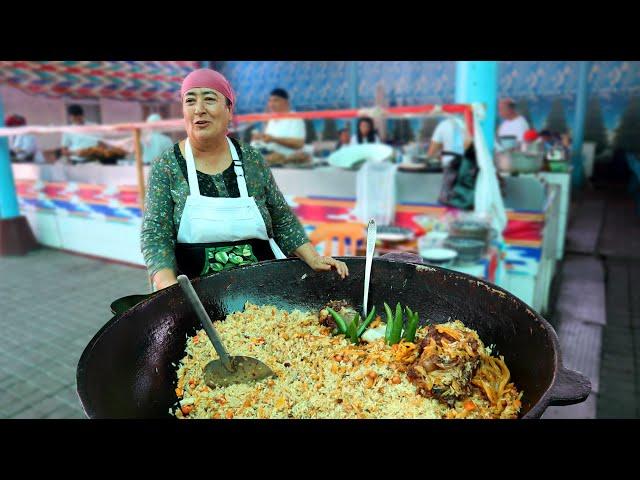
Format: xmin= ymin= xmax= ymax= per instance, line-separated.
xmin=252 ymin=88 xmax=306 ymax=164
xmin=6 ymin=114 xmax=46 ymax=163
xmin=427 ymin=117 xmax=472 ymax=168
xmin=497 ymin=98 xmax=530 ymax=144
xmin=60 ymin=104 xmax=101 ymax=165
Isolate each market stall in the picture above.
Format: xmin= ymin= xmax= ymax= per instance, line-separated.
xmin=4 ymin=102 xmax=563 ymax=313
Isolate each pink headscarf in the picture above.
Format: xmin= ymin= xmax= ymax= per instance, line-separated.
xmin=181 ymin=69 xmax=236 ymax=113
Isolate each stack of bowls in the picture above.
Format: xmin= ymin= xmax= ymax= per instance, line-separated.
xmin=443 ymin=237 xmax=486 ymax=264
xmin=445 ymin=219 xmax=492 ymax=264
xmin=449 ymin=219 xmax=490 ymax=241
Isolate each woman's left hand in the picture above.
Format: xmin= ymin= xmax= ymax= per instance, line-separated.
xmin=306 ymin=256 xmax=349 ymax=279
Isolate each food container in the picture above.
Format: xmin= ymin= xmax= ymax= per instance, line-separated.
xmin=496 ymin=151 xmax=544 ymax=174
xmin=547 ymin=160 xmax=569 ymax=173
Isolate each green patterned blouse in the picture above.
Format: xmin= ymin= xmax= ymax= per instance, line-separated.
xmin=140 ymin=139 xmax=309 ymax=278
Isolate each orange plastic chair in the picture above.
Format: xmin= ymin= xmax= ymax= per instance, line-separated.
xmin=309 ymin=222 xmax=366 ymax=257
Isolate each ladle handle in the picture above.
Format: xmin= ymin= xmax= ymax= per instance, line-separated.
xmin=363 ymin=218 xmax=376 ymax=318
xmin=177 ymin=275 xmax=234 ymax=372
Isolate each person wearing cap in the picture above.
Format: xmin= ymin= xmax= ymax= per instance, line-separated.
xmin=142 ymin=113 xmax=174 ymax=165
xmin=251 ymin=88 xmax=307 ymax=165
xmin=140 ymin=69 xmax=348 ymax=291
xmin=497 ymin=98 xmax=530 ymax=144
xmin=60 ymin=104 xmax=101 ymax=164
xmin=5 ymin=114 xmax=46 ymax=163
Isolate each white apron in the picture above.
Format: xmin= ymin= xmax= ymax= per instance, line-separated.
xmin=175 ymin=137 xmax=286 ymax=277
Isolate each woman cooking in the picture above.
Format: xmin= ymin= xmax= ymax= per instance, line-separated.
xmin=141 ymin=68 xmax=349 ymax=290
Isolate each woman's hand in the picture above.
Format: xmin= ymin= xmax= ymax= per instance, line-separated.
xmin=306 ymin=255 xmax=349 ymax=279
xmin=294 ymin=243 xmax=349 ymax=279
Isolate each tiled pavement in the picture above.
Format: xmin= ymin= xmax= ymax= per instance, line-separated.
xmin=545 ymin=184 xmax=640 ymax=418
xmin=596 ymin=259 xmax=640 ymax=418
xmin=0 ymin=249 xmax=149 ymax=419
xmin=542 ymin=254 xmax=604 ymax=419
xmin=596 ymin=183 xmax=640 ymax=418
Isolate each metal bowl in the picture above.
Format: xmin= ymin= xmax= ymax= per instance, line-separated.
xmin=444 ymin=237 xmax=487 ymax=264
xmin=449 ymin=220 xmax=490 ymax=241
xmin=497 ymin=151 xmax=544 ymax=174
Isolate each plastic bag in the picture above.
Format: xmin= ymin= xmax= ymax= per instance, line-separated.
xmin=353 ymin=160 xmax=398 ymax=226
xmin=438 ymin=149 xmax=478 ymax=210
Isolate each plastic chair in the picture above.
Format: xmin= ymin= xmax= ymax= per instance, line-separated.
xmin=309 ymin=222 xmax=366 ymax=257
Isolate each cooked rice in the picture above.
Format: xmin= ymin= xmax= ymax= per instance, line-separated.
xmin=173 ymin=303 xmax=522 ymax=419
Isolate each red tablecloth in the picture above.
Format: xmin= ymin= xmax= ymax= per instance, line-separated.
xmin=291 ymin=196 xmax=543 ymax=248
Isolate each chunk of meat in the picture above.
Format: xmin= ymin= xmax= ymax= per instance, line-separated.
xmin=407 ymin=324 xmax=482 ymax=406
xmin=318 ymin=300 xmax=357 ymax=329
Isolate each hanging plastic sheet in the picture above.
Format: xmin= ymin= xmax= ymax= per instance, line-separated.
xmin=471 ymin=103 xmax=507 ymax=239
xmin=353 ymin=160 xmax=398 ymax=226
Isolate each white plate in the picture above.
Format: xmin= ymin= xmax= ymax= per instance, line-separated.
xmin=327 ymin=144 xmax=393 ymax=169
xmin=398 ymin=162 xmax=427 ymax=171
xmin=420 ymin=248 xmax=458 ymax=262
xmin=377 ymin=232 xmax=414 ymax=242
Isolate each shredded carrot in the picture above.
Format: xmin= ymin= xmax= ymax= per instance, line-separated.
xmin=435 ymin=325 xmax=463 ymax=340
xmin=464 ymin=400 xmax=476 ymax=411
xmin=193 ymin=336 xmax=199 ymax=344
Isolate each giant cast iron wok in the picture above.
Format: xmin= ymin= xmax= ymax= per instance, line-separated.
xmin=76 ymin=257 xmax=590 ymax=419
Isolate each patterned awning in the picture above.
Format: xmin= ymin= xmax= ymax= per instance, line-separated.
xmin=0 ymin=61 xmax=203 ymax=102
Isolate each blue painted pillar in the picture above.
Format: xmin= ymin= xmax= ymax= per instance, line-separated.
xmin=0 ymin=93 xmax=21 ymax=219
xmin=455 ymin=61 xmax=498 ymax=156
xmin=350 ymin=61 xmax=359 ymax=134
xmin=571 ymin=61 xmax=590 ymax=189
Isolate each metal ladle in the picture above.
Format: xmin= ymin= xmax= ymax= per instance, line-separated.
xmin=362 ymin=218 xmax=377 ymax=318
xmin=177 ymin=275 xmax=275 ymax=388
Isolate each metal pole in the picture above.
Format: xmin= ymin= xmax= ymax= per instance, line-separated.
xmin=0 ymin=93 xmax=20 ymax=219
xmin=350 ymin=61 xmax=359 ymax=135
xmin=133 ymin=128 xmax=145 ymax=212
xmin=455 ymin=61 xmax=498 ymax=156
xmin=571 ymin=61 xmax=590 ymax=189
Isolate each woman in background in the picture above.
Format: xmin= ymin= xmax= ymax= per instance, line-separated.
xmin=350 ymin=117 xmax=381 ymax=145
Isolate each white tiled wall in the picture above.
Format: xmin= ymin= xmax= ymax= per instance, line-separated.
xmin=1 ymin=85 xmax=66 ymax=151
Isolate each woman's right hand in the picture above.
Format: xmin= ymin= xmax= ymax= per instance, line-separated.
xmin=152 ymin=269 xmax=178 ymax=290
